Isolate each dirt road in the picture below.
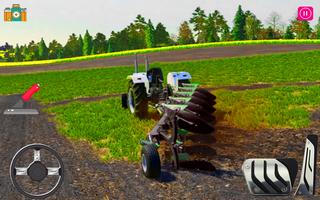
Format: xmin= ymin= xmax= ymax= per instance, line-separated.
xmin=1 ymin=95 xmax=320 ymax=199
xmin=1 ymin=44 xmax=320 ymax=74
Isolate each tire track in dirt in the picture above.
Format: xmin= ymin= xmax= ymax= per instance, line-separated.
xmin=1 ymin=44 xmax=320 ymax=74
xmin=43 ymin=94 xmax=121 ymax=108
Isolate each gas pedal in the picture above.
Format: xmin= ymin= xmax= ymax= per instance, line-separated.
xmin=242 ymin=158 xmax=298 ymax=196
xmin=295 ymin=134 xmax=318 ymax=196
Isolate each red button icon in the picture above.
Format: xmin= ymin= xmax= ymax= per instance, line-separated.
xmin=297 ymin=6 xmax=314 ymax=21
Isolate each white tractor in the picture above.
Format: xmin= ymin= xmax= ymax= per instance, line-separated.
xmin=122 ymin=55 xmax=206 ymax=117
xmin=121 ymin=55 xmax=217 ymax=178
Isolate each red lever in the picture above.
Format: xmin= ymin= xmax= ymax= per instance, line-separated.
xmin=21 ymin=83 xmax=40 ymax=102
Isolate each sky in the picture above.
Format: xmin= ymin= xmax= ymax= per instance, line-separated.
xmin=0 ymin=0 xmax=320 ymax=46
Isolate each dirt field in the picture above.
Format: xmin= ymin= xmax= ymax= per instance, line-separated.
xmin=1 ymin=44 xmax=320 ymax=74
xmin=1 ymin=95 xmax=320 ymax=200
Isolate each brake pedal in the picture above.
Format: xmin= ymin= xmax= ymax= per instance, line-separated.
xmin=242 ymin=158 xmax=298 ymax=195
xmin=295 ymin=134 xmax=318 ymax=196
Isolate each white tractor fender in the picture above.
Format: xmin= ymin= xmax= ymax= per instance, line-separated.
xmin=130 ymin=73 xmax=150 ymax=94
xmin=167 ymin=72 xmax=192 ymax=91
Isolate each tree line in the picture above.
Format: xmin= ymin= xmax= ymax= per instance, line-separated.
xmin=1 ymin=5 xmax=320 ymax=62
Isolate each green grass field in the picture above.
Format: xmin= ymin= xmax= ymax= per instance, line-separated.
xmin=46 ymin=98 xmax=156 ymax=161
xmin=46 ymin=85 xmax=320 ymax=161
xmin=216 ymin=86 xmax=320 ymax=129
xmin=1 ymin=39 xmax=320 ymax=67
xmin=2 ymin=49 xmax=320 ymax=161
xmin=1 ymin=49 xmax=320 ymax=103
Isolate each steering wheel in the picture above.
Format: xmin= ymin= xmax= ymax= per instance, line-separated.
xmin=10 ymin=143 xmax=64 ymax=199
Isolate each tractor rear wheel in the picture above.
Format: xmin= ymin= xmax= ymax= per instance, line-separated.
xmin=141 ymin=144 xmax=161 ymax=179
xmin=177 ymin=110 xmax=214 ymax=134
xmin=127 ymin=81 xmax=148 ymax=118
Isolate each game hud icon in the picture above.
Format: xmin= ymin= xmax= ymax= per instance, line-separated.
xmin=243 ymin=134 xmax=318 ymax=196
xmin=4 ymin=4 xmax=27 ymax=22
xmin=297 ymin=6 xmax=313 ymax=21
xmin=295 ymin=134 xmax=318 ymax=196
xmin=10 ymin=143 xmax=64 ymax=199
xmin=3 ymin=83 xmax=40 ymax=115
xmin=242 ymin=158 xmax=298 ymax=196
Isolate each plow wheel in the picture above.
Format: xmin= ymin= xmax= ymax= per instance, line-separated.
xmin=141 ymin=144 xmax=161 ymax=179
xmin=185 ymin=102 xmax=216 ymax=123
xmin=127 ymin=81 xmax=148 ymax=118
xmin=176 ymin=110 xmax=214 ymax=134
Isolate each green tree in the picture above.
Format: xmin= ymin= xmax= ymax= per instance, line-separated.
xmin=83 ymin=30 xmax=93 ymax=55
xmin=26 ymin=41 xmax=39 ymax=61
xmin=21 ymin=45 xmax=29 ymax=61
xmin=4 ymin=51 xmax=12 ymax=62
xmin=92 ymin=33 xmax=107 ymax=54
xmin=177 ymin=21 xmax=195 ymax=45
xmin=267 ymin=12 xmax=282 ymax=38
xmin=221 ymin=24 xmax=231 ymax=41
xmin=284 ymin=25 xmax=294 ymax=39
xmin=107 ymin=40 xmax=113 ymax=53
xmin=206 ymin=13 xmax=219 ymax=42
xmin=244 ymin=13 xmax=262 ymax=40
xmin=64 ymin=33 xmax=80 ymax=58
xmin=189 ymin=7 xmax=207 ymax=43
xmin=266 ymin=26 xmax=275 ymax=39
xmin=91 ymin=44 xmax=96 ymax=55
xmin=154 ymin=23 xmax=171 ymax=46
xmin=128 ymin=15 xmax=147 ymax=49
xmin=38 ymin=38 xmax=49 ymax=60
xmin=291 ymin=20 xmax=312 ymax=39
xmin=134 ymin=14 xmax=147 ymax=26
xmin=205 ymin=10 xmax=229 ymax=42
xmin=108 ymin=30 xmax=130 ymax=52
xmin=48 ymin=40 xmax=63 ymax=59
xmin=145 ymin=19 xmax=155 ymax=48
xmin=14 ymin=44 xmax=23 ymax=62
xmin=93 ymin=33 xmax=108 ymax=54
xmin=78 ymin=35 xmax=83 ymax=56
xmin=315 ymin=17 xmax=320 ymax=39
xmin=107 ymin=15 xmax=148 ymax=52
xmin=232 ymin=5 xmax=246 ymax=40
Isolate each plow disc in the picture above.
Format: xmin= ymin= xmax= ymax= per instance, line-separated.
xmin=176 ymin=110 xmax=214 ymax=134
xmin=189 ymin=95 xmax=216 ymax=114
xmin=185 ymin=102 xmax=216 ymax=123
